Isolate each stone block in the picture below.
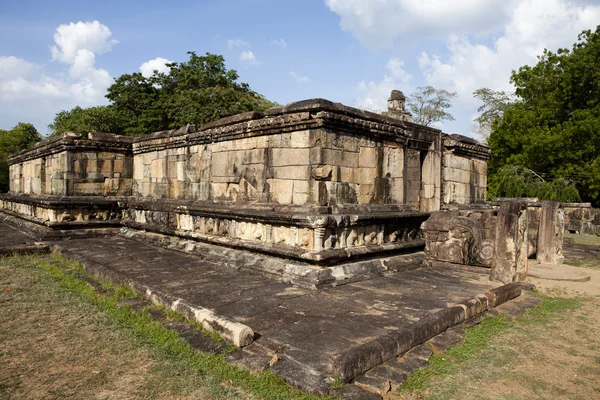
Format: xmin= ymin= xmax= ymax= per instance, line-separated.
xmin=268 ymin=179 xmax=294 ymax=204
xmin=273 ymin=166 xmax=310 ymax=180
xmin=340 ymin=167 xmax=355 ymax=184
xmin=151 ymin=158 xmax=166 ymax=179
xmin=99 ymin=160 xmax=114 ymax=174
xmin=342 ymin=135 xmax=360 ymax=152
xmin=290 ymin=130 xmax=310 ymax=148
xmin=271 ymin=148 xmax=310 ymax=167
xmin=359 ymin=147 xmax=378 ymax=168
xmin=103 ymin=178 xmax=133 ymax=196
xmin=293 ymin=180 xmax=310 ymax=205
xmin=357 ymin=167 xmax=377 ymax=184
xmin=74 ymin=182 xmax=104 ymax=196
xmin=242 ymin=149 xmax=266 ymax=164
xmin=113 ymin=159 xmax=124 ymax=173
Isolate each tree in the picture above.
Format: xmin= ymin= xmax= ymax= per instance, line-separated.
xmin=406 ymin=86 xmax=457 ymax=127
xmin=0 ymin=123 xmax=42 ymax=192
xmin=491 ymin=165 xmax=581 ymax=202
xmin=488 ymin=26 xmax=600 ymax=204
xmin=50 ymin=51 xmax=277 ymax=137
xmin=48 ymin=106 xmax=127 ymax=137
xmin=472 ymin=88 xmax=516 ymax=141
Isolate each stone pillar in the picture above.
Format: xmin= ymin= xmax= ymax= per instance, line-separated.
xmin=420 ymin=137 xmax=442 ymax=212
xmin=490 ymin=200 xmax=529 ymax=283
xmin=536 ymin=201 xmax=564 ymax=264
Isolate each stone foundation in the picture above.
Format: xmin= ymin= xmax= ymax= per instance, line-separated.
xmin=1 ymin=96 xmax=492 ymax=280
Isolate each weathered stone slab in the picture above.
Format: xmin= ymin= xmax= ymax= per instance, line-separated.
xmin=536 ymin=200 xmax=565 ymax=264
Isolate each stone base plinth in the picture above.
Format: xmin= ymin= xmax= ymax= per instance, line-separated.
xmin=0 ymin=193 xmax=124 ymax=240
xmin=123 ymin=198 xmax=428 ymax=264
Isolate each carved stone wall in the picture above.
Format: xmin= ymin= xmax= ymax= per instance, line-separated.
xmin=423 ymin=201 xmax=529 ymax=283
xmin=8 ymin=132 xmax=133 ymax=197
xmin=442 ymin=134 xmax=490 ymax=205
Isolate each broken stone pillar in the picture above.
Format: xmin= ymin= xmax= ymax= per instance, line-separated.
xmin=536 ymin=201 xmax=564 ymax=264
xmin=490 ymin=200 xmax=528 ymax=283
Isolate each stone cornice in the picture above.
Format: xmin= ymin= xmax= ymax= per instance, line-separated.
xmin=132 ymin=98 xmax=442 ymax=154
xmin=8 ymin=132 xmax=133 ymax=165
xmin=443 ymin=134 xmax=491 ymax=160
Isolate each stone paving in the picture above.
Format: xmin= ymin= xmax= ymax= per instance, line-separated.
xmin=46 ymin=234 xmax=501 ymax=391
xmin=0 ymin=220 xmax=523 ymax=396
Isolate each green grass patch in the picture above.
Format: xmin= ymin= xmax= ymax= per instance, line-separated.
xmin=399 ymin=293 xmax=582 ymax=394
xmin=2 ymin=253 xmax=328 ymax=400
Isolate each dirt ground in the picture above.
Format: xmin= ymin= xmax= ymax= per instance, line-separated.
xmin=0 ymin=260 xmax=242 ymax=400
xmin=2 ymin=247 xmax=600 ymax=400
xmin=393 ymin=245 xmax=600 ymax=400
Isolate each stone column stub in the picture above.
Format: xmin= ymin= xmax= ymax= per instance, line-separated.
xmin=489 ymin=200 xmax=529 ymax=284
xmin=536 ymin=200 xmax=565 ymax=265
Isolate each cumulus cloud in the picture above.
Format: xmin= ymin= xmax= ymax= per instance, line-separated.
xmin=51 ymin=20 xmax=118 ymax=63
xmin=271 ymin=39 xmax=288 ymax=48
xmin=289 ymin=71 xmax=310 ymax=83
xmin=139 ymin=57 xmax=173 ymax=77
xmin=417 ymin=0 xmax=600 ymax=134
xmin=326 ymin=0 xmax=515 ymax=48
xmin=339 ymin=0 xmax=600 ymax=135
xmin=0 ymin=21 xmax=118 ymax=133
xmin=227 ymin=38 xmax=249 ymax=50
xmin=239 ymin=50 xmax=260 ymax=64
xmin=354 ymin=58 xmax=412 ymax=112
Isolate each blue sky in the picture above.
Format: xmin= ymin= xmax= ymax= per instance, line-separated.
xmin=1 ymin=0 xmax=599 ymax=137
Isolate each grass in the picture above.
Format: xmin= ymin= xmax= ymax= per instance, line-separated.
xmin=0 ymin=253 xmax=329 ymax=400
xmin=398 ymin=293 xmax=582 ymax=396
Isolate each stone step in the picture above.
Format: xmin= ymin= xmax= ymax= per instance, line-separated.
xmin=330 ymin=384 xmax=383 ymax=399
xmin=353 ymin=375 xmax=391 ymax=396
xmin=425 ymin=326 xmax=466 ymax=353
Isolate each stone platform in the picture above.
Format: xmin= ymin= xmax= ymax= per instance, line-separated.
xmin=2 ymin=228 xmax=524 ymax=395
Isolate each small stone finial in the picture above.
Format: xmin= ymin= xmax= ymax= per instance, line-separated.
xmin=388 ymin=90 xmax=406 ymax=101
xmin=385 ymin=90 xmax=413 ymax=122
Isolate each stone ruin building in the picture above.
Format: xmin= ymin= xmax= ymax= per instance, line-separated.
xmin=3 ymin=90 xmax=579 ymax=396
xmin=0 ymin=93 xmax=492 ymax=287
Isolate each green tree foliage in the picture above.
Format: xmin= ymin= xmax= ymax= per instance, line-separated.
xmin=49 ymin=52 xmax=276 ymax=137
xmin=472 ymin=88 xmax=516 ymax=141
xmin=488 ymin=26 xmax=600 ymax=205
xmin=48 ymin=106 xmax=126 ymax=137
xmin=0 ymin=123 xmax=42 ymax=192
xmin=407 ymin=86 xmax=457 ymax=127
xmin=492 ymin=165 xmax=581 ymax=202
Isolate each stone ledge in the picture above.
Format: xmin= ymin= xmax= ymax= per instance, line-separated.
xmin=120 ymin=228 xmax=426 ymax=289
xmin=49 ymin=243 xmax=255 ymax=348
xmin=0 ymin=211 xmax=122 ymax=240
xmin=326 ymin=281 xmax=529 ymax=381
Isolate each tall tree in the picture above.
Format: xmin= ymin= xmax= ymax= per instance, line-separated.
xmin=50 ymin=51 xmax=276 ymax=137
xmin=488 ymin=26 xmax=600 ymax=204
xmin=406 ymin=86 xmax=457 ymax=127
xmin=48 ymin=106 xmax=126 ymax=137
xmin=0 ymin=123 xmax=42 ymax=192
xmin=472 ymin=88 xmax=516 ymax=141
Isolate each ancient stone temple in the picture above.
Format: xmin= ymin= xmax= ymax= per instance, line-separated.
xmin=0 ymin=94 xmax=491 ymax=287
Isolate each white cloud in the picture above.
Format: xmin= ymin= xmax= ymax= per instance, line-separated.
xmin=227 ymin=38 xmax=249 ymax=50
xmin=289 ymin=71 xmax=310 ymax=83
xmin=239 ymin=50 xmax=260 ymax=65
xmin=354 ymin=58 xmax=412 ymax=112
xmin=326 ymin=0 xmax=515 ymax=48
xmin=0 ymin=21 xmax=118 ymax=133
xmin=51 ymin=20 xmax=118 ymax=63
xmin=139 ymin=57 xmax=173 ymax=77
xmin=417 ymin=0 xmax=600 ymax=135
xmin=271 ymin=39 xmax=288 ymax=48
